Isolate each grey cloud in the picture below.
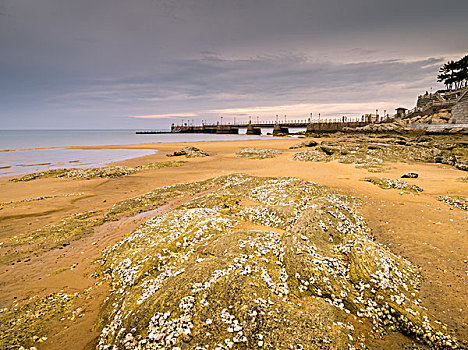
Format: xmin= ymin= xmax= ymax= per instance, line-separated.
xmin=0 ymin=0 xmax=466 ymax=128
xmin=45 ymin=55 xmax=443 ymax=111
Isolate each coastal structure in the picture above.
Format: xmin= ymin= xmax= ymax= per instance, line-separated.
xmin=412 ymin=87 xmax=468 ymax=123
xmin=450 ymin=89 xmax=468 ymax=123
xmin=170 ymin=120 xmax=369 ymax=135
xmin=395 ymin=107 xmax=408 ymax=119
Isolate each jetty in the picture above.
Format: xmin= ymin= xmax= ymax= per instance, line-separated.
xmin=168 ymin=119 xmax=371 ymax=135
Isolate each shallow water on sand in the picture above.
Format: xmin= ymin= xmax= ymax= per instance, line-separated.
xmin=0 ymin=129 xmax=281 ymax=176
xmin=0 ymin=148 xmax=158 ymax=176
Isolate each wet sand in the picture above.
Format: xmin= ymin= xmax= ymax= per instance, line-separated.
xmin=0 ymin=137 xmax=467 ymax=349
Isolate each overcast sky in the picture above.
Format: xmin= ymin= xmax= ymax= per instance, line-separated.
xmin=0 ymin=0 xmax=467 ymax=129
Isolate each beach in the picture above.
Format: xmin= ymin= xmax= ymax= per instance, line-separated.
xmin=0 ymin=136 xmax=467 ymax=349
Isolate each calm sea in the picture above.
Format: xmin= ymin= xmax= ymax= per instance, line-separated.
xmin=0 ymin=129 xmax=280 ymax=176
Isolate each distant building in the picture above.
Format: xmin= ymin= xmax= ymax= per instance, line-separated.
xmin=416 ymin=88 xmax=467 ymax=114
xmin=409 ymin=87 xmax=468 ymax=124
xmin=395 ymin=107 xmax=407 ymax=119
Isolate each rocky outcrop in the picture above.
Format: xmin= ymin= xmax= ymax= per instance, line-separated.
xmin=293 ymin=136 xmax=468 ymax=172
xmin=235 ymin=148 xmax=282 ymax=159
xmin=289 ymin=140 xmax=318 ymax=149
xmin=401 ymin=173 xmax=418 ymax=179
xmin=405 ymin=109 xmax=452 ymax=124
xmin=94 ymin=174 xmax=461 ymax=349
xmin=166 ymin=146 xmax=210 ymax=158
xmin=363 ymin=177 xmax=423 ymax=193
xmin=10 ymin=161 xmax=186 ymax=182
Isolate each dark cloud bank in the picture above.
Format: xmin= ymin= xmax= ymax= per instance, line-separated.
xmin=0 ymin=0 xmax=467 ymax=128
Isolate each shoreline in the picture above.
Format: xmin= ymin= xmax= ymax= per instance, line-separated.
xmin=0 ymin=136 xmax=467 ymax=349
xmin=0 ymin=135 xmax=286 ymax=177
xmin=0 ymin=136 xmax=293 ymax=178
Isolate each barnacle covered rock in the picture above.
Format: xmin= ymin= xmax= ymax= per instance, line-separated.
xmin=166 ymin=146 xmax=209 ymax=158
xmin=235 ymin=148 xmax=282 ymax=159
xmin=289 ymin=140 xmax=319 ymax=149
xmin=95 ymin=174 xmax=459 ymax=349
xmin=438 ymin=195 xmax=468 ymax=211
xmin=363 ymin=177 xmax=424 ymax=193
xmin=9 ymin=161 xmax=185 ymax=182
xmin=293 ymin=136 xmax=468 ymax=172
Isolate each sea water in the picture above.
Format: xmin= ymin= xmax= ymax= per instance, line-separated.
xmin=0 ymin=129 xmax=280 ymax=176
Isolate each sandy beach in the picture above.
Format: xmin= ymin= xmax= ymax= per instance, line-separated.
xmin=0 ymin=136 xmax=467 ymax=349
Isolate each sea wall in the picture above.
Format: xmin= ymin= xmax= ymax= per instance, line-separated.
xmin=407 ymin=123 xmax=468 ymax=131
xmin=450 ymin=91 xmax=468 ymax=123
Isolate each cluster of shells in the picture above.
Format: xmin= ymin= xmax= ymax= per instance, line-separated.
xmin=95 ymin=174 xmax=459 ymax=349
xmin=235 ymin=148 xmax=283 ymax=159
xmin=438 ymin=195 xmax=468 ymax=211
xmin=363 ymin=177 xmax=424 ymax=193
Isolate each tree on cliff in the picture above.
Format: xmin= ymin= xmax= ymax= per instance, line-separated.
xmin=437 ymin=55 xmax=468 ymax=90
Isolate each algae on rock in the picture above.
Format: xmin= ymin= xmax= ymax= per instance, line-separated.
xmin=292 ymin=136 xmax=468 ymax=173
xmin=235 ymin=148 xmax=282 ymax=159
xmin=94 ymin=174 xmax=459 ymax=349
xmin=363 ymin=177 xmax=424 ymax=193
xmin=166 ymin=146 xmax=209 ymax=158
xmin=0 ymin=292 xmax=76 ymax=349
xmin=438 ymin=195 xmax=468 ymax=211
xmin=9 ymin=161 xmax=186 ymax=182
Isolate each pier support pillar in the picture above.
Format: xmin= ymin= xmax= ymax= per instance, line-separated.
xmin=273 ymin=124 xmax=289 ymax=136
xmin=246 ymin=124 xmax=262 ymax=135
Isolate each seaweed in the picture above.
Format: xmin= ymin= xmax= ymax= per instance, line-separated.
xmin=9 ymin=161 xmax=186 ymax=182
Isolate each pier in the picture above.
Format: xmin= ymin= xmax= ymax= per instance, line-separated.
xmin=169 ymin=120 xmax=370 ymax=135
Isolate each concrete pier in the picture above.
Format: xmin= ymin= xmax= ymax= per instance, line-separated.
xmin=169 ymin=120 xmax=371 ymax=134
